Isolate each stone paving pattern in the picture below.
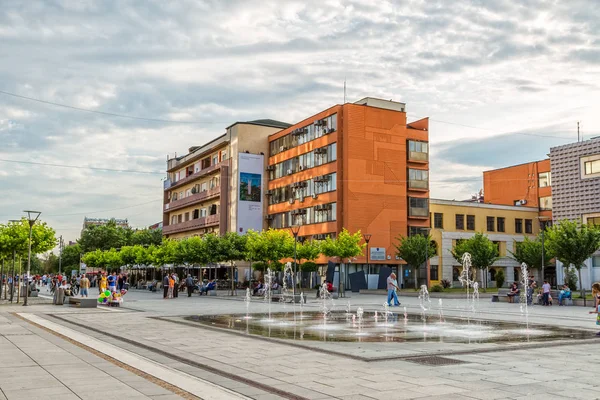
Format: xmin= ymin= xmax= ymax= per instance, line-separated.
xmin=1 ymin=287 xmax=599 ymax=400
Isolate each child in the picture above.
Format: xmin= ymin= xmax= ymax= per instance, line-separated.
xmin=590 ymin=282 xmax=600 ymax=336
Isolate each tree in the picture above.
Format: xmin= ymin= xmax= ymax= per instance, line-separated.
xmin=245 ymin=229 xmax=294 ymax=270
xmin=152 ymin=240 xmax=180 ymax=268
xmin=82 ymin=250 xmax=104 ymax=271
xmin=220 ymin=232 xmax=247 ymax=293
xmin=78 ymin=220 xmax=129 ymax=252
xmin=119 ymin=246 xmax=138 ymax=268
xmin=321 ymin=229 xmax=365 ymax=291
xmin=394 ymin=234 xmax=436 ymax=289
xmin=61 ymin=243 xmax=82 ymax=272
xmin=509 ymin=236 xmax=553 ymax=272
xmin=451 ymin=233 xmax=499 ymax=289
xmin=545 ymin=220 xmax=600 ymax=295
xmin=131 ymin=228 xmax=163 ymax=246
xmin=297 ymin=240 xmax=322 ymax=264
xmin=178 ymin=237 xmax=207 ymax=266
xmin=101 ymin=248 xmax=123 ymax=272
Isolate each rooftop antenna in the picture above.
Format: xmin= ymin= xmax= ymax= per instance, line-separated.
xmin=343 ymin=77 xmax=346 ymax=104
xmin=577 ymin=121 xmax=580 ymax=142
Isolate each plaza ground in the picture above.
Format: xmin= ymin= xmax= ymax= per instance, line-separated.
xmin=0 ymin=287 xmax=599 ymax=400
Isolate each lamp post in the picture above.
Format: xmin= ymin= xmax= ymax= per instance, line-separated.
xmin=58 ymin=235 xmax=63 ymax=275
xmin=290 ymin=225 xmax=301 ymax=301
xmin=362 ymin=233 xmax=372 ymax=275
xmin=23 ymin=210 xmax=41 ymax=307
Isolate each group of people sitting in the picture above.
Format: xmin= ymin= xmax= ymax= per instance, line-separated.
xmin=506 ymin=279 xmax=572 ymax=306
xmin=252 ymin=280 xmax=280 ymax=296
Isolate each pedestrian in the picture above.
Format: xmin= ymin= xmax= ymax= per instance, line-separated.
xmin=527 ymin=275 xmax=537 ymax=306
xmin=542 ymin=280 xmax=551 ymax=306
xmin=117 ymin=273 xmax=124 ymax=291
xmin=185 ymin=274 xmax=194 ymax=297
xmin=99 ymin=273 xmax=107 ymax=294
xmin=168 ymin=274 xmax=175 ymax=299
xmin=386 ymin=272 xmax=401 ymax=307
xmin=173 ymin=273 xmax=179 ymax=298
xmin=589 ymin=282 xmax=600 ymax=336
xmin=80 ymin=274 xmax=90 ymax=298
xmin=163 ymin=273 xmax=170 ymax=299
xmin=107 ymin=272 xmax=117 ymax=292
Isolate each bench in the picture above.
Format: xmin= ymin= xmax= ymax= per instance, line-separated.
xmin=68 ymin=297 xmax=97 ymax=308
xmin=209 ymin=290 xmax=217 ymax=296
xmin=271 ymin=294 xmax=306 ymax=303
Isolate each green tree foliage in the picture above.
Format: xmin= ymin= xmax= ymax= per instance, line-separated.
xmin=178 ymin=237 xmax=207 ymax=265
xmin=82 ymin=250 xmax=104 ymax=270
xmin=245 ymin=229 xmax=294 ymax=268
xmin=545 ymin=220 xmax=600 ymax=291
xmin=152 ymin=239 xmax=180 ymax=267
xmin=451 ymin=232 xmax=499 ymax=288
xmin=495 ymin=269 xmax=505 ymax=289
xmin=119 ymin=246 xmax=137 ymax=267
xmin=61 ymin=243 xmax=82 ymax=271
xmin=78 ymin=220 xmax=129 ymax=252
xmin=297 ymin=240 xmax=322 ymax=263
xmin=394 ymin=234 xmax=436 ymax=288
xmin=321 ymin=229 xmax=365 ymax=263
xmin=135 ymin=245 xmax=156 ymax=266
xmin=130 ymin=228 xmax=163 ymax=246
xmin=101 ymin=248 xmax=122 ymax=272
xmin=509 ymin=236 xmax=553 ymax=270
xmin=300 ymin=261 xmax=318 ymax=272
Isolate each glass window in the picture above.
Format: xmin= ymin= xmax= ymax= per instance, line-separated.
xmin=538 ymin=172 xmax=551 ymax=187
xmin=515 ymin=218 xmax=523 ymax=233
xmin=409 ymin=227 xmax=429 ymax=236
xmin=497 ymin=217 xmax=505 ymax=232
xmin=588 ymin=217 xmax=600 ymax=226
xmin=408 ymin=169 xmax=429 ymax=189
xmin=430 ymin=264 xmax=439 ymax=281
xmin=270 ymin=114 xmax=337 ymax=156
xmin=487 ymin=216 xmax=495 ymax=232
xmin=539 ymin=196 xmax=552 ymax=210
xmin=525 ymin=219 xmax=533 ymax=234
xmin=434 ymin=213 xmax=443 ymax=229
xmin=585 ymin=160 xmax=600 ymax=175
xmin=409 ymin=197 xmax=428 ymax=217
xmin=466 ymin=215 xmax=475 ymax=230
xmin=407 ymin=140 xmax=428 ymax=161
xmin=455 ymin=214 xmax=464 ymax=230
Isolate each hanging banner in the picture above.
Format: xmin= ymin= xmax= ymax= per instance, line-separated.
xmin=237 ymin=153 xmax=264 ymax=234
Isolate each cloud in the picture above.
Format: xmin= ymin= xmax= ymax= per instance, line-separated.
xmin=0 ymin=0 xmax=599 ymax=242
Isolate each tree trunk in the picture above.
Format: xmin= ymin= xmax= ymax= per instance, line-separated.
xmin=577 ymin=268 xmax=585 ymax=306
xmin=414 ymin=267 xmax=418 ymax=289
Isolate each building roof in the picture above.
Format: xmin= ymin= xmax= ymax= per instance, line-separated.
xmin=430 ymin=198 xmax=539 ymax=212
xmin=226 ymin=119 xmax=291 ymax=130
xmin=482 ymin=159 xmax=549 ymax=174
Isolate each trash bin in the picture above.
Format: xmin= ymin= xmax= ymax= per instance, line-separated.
xmin=56 ymin=288 xmax=65 ymax=305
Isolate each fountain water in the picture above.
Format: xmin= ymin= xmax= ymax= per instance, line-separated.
xmin=346 ymin=301 xmax=351 ymax=321
xmin=403 ymin=306 xmax=408 ymax=323
xmin=280 ymin=262 xmax=294 ymax=303
xmin=244 ymin=288 xmax=252 ymax=319
xmin=438 ymin=298 xmax=445 ymax=322
xmin=418 ymin=285 xmax=431 ymax=311
xmin=458 ymin=253 xmax=475 ymax=310
xmin=472 ymin=281 xmax=480 ymax=311
xmin=263 ymin=268 xmax=274 ymax=321
xmin=520 ymin=262 xmax=530 ymax=331
xmin=300 ymin=292 xmax=305 ymax=319
xmin=382 ymin=303 xmax=391 ymax=325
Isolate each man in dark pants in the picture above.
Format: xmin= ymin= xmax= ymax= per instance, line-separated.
xmin=163 ymin=274 xmax=170 ymax=299
xmin=185 ymin=274 xmax=194 ymax=297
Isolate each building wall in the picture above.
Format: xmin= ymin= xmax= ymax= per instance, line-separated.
xmin=429 ymin=200 xmax=539 ymax=286
xmin=229 ymin=123 xmax=282 ymax=234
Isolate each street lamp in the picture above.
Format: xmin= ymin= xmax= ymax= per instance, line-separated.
xmin=290 ymin=225 xmax=301 ymax=301
xmin=363 ymin=233 xmax=372 ymax=275
xmin=23 ymin=210 xmax=41 ymax=307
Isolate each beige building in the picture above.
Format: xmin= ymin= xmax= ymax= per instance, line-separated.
xmin=163 ymin=119 xmax=290 ymax=239
xmin=429 ymin=199 xmax=540 ymax=288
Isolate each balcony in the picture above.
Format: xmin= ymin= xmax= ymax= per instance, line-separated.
xmin=408 ymin=151 xmax=428 ymax=162
xmin=409 ymin=206 xmax=429 ymax=218
xmin=167 ymin=160 xmax=228 ymax=191
xmin=163 ymin=214 xmax=220 ymax=235
xmin=164 ymin=187 xmax=220 ymax=213
xmin=408 ymin=179 xmax=428 ymax=190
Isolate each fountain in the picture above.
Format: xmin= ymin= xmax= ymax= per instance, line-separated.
xmin=438 ymin=298 xmax=445 ymax=322
xmin=263 ymin=268 xmax=274 ymax=321
xmin=403 ymin=306 xmax=408 ymax=323
xmin=472 ymin=281 xmax=480 ymax=311
xmin=418 ymin=285 xmax=431 ymax=311
xmin=520 ymin=262 xmax=530 ymax=331
xmin=299 ymin=292 xmax=305 ymax=319
xmin=244 ymin=288 xmax=252 ymax=319
xmin=382 ymin=303 xmax=392 ymax=325
xmin=458 ymin=253 xmax=475 ymax=310
xmin=319 ymin=283 xmax=334 ymax=320
xmin=280 ymin=262 xmax=294 ymax=303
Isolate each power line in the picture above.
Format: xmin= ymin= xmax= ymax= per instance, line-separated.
xmin=0 ymin=89 xmax=224 ymax=124
xmin=0 ymin=199 xmax=162 ymax=219
xmin=0 ymin=158 xmax=164 ymax=175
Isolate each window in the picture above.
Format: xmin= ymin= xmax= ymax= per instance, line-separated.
xmin=184 ymin=212 xmax=190 ymax=222
xmin=408 ymin=169 xmax=429 ymax=189
xmin=584 ymin=160 xmax=600 ymax=175
xmin=193 ymin=209 xmax=199 ymax=219
xmin=455 ymin=214 xmax=465 ymax=230
xmin=314 ymin=173 xmax=337 ymax=195
xmin=497 ymin=217 xmax=505 ymax=232
xmin=270 ymin=114 xmax=337 ymax=156
xmin=409 ymin=226 xmax=429 ymax=236
xmin=434 ymin=213 xmax=443 ymax=229
xmin=588 ymin=217 xmax=600 ymax=226
xmin=525 ymin=219 xmax=533 ymax=234
xmin=201 ymin=182 xmax=207 ymax=192
xmin=539 ymin=196 xmax=552 ymax=211
xmin=515 ymin=218 xmax=523 ymax=233
xmin=430 ymin=264 xmax=439 ymax=281
xmin=486 ymin=216 xmax=495 ymax=232
xmin=538 ymin=172 xmax=551 ymax=187
xmin=466 ymin=215 xmax=475 ymax=230
xmin=269 ymin=143 xmax=337 ymax=179
xmin=268 ymin=203 xmax=337 ymax=229
xmin=171 ymin=215 xmax=177 ymax=224
xmin=220 ymin=150 xmax=227 ymax=161
xmin=212 ymin=155 xmax=219 ymax=165
xmin=409 ymin=197 xmax=429 ymax=217
xmin=201 ymin=157 xmax=210 ymax=169
xmin=185 ymin=189 xmax=191 ymax=197
xmin=200 ymin=208 xmax=207 ymax=218
xmin=408 ymin=140 xmax=428 ymax=161
xmin=177 ymin=214 xmax=182 ymax=223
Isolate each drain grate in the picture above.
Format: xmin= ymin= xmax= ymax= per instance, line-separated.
xmin=405 ymin=356 xmax=468 ymax=366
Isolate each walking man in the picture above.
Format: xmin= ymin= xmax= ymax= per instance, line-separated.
xmin=387 ymin=272 xmax=401 ymax=307
xmin=542 ymin=280 xmax=551 ymax=306
xmin=185 ymin=274 xmax=194 ymax=297
xmin=80 ymin=274 xmax=90 ymax=298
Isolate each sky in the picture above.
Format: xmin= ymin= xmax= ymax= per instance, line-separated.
xmin=1 ymin=0 xmax=599 ymax=244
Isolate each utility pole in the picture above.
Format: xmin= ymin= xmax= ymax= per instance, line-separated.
xmin=541 ymin=226 xmax=545 ymax=284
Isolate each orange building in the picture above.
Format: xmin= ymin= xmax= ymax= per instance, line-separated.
xmin=483 ymin=159 xmax=552 ymax=221
xmin=266 ymin=97 xmax=429 ymax=287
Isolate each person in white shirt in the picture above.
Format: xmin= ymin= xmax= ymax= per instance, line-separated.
xmin=542 ymin=280 xmax=551 ymax=306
